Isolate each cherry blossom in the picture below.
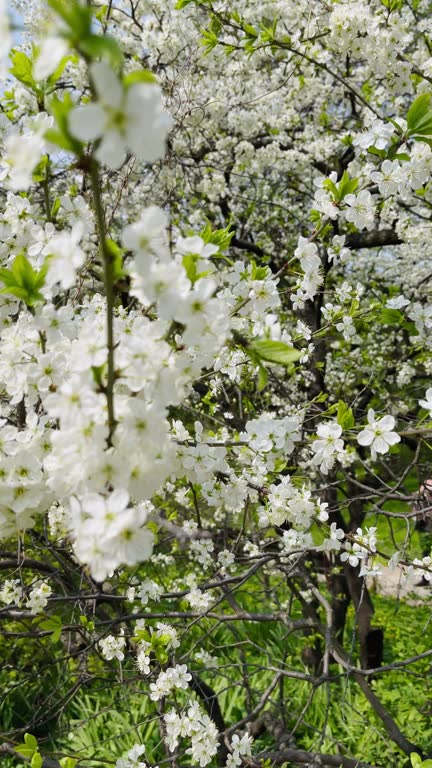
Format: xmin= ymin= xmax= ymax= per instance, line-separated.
xmin=69 ymin=62 xmax=172 ymax=169
xmin=357 ymin=409 xmax=401 ymax=457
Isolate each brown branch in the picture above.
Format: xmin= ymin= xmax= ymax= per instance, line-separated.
xmin=346 ymin=229 xmax=402 ymax=249
xmin=260 ymin=748 xmax=377 ymax=768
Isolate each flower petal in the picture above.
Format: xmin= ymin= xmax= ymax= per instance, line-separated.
xmin=357 ymin=429 xmax=373 ymax=446
xmin=95 ymin=131 xmax=126 ymax=169
xmin=373 ymin=436 xmax=389 ymax=454
xmin=90 ymin=61 xmax=123 ymax=108
xmin=69 ymin=104 xmax=105 ymax=142
xmin=384 ymin=431 xmax=400 ymax=446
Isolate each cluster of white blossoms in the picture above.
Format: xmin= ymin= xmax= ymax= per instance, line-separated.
xmin=195 ymin=649 xmax=219 ymax=668
xmin=412 ymin=556 xmax=432 ymax=583
xmin=280 ymin=528 xmax=314 ymax=555
xmin=149 ymin=664 xmax=192 ymax=701
xmin=340 ymin=527 xmax=378 ymax=569
xmin=133 ymin=618 xmax=179 ymax=675
xmin=310 ymin=422 xmax=345 ymax=475
xmin=99 ymin=630 xmax=127 ymax=662
xmin=0 ymin=114 xmax=52 ymax=192
xmin=68 ymin=491 xmax=154 ymax=582
xmin=135 ymin=579 xmax=164 ymax=606
xmin=26 ymin=581 xmax=52 ymax=615
xmin=320 ymin=523 xmax=345 ymax=553
xmin=293 ymin=236 xmax=323 ymax=306
xmin=0 ymin=578 xmax=53 ymax=613
xmin=227 ymin=734 xmax=254 ymax=768
xmin=2 ymin=0 xmax=432 ymax=763
xmin=115 ymin=744 xmax=147 ymax=768
xmin=242 ymin=413 xmax=303 ymax=457
xmin=0 ymin=577 xmax=22 ymax=606
xmin=186 ymin=586 xmax=214 ymax=612
xmin=262 ymin=476 xmax=329 ymax=529
xmin=164 ymin=702 xmax=219 ymax=767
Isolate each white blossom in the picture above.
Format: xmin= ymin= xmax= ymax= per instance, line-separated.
xmin=69 ymin=62 xmax=172 ymax=169
xmin=357 ymin=409 xmax=400 ymax=457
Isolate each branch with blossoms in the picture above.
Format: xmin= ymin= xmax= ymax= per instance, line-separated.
xmin=1 ymin=1 xmax=432 ymax=768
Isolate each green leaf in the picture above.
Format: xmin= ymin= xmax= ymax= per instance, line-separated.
xmin=244 ymin=23 xmax=258 ymax=38
xmin=154 ymin=647 xmax=168 ymax=664
xmin=378 ymin=308 xmax=403 ymax=325
xmin=182 ymin=253 xmax=198 ymax=283
xmin=91 ymin=364 xmax=106 ymax=389
xmin=60 ymin=758 xmax=78 ymax=768
xmin=250 ymin=260 xmax=270 ymax=281
xmin=45 ymin=54 xmax=76 ymax=86
xmin=15 ymin=746 xmax=35 ymax=759
xmin=133 ymin=628 xmax=151 ymax=644
xmin=33 ymin=614 xmax=63 ymax=643
xmin=337 ymin=400 xmax=354 ymax=430
xmin=200 ymin=221 xmax=234 ymax=252
xmin=315 ymin=391 xmax=329 ymax=403
xmin=407 ymin=93 xmax=432 ymax=131
xmin=0 ymin=254 xmax=48 ymax=307
xmin=106 ymin=239 xmax=124 ymax=281
xmin=46 ymin=93 xmax=83 ymax=154
xmin=182 ymin=253 xmax=212 ymax=284
xmin=200 ymin=28 xmax=219 ymax=53
xmin=123 ymin=70 xmax=158 ymax=87
xmin=51 ymin=197 xmax=62 ymax=220
xmin=47 ymin=0 xmax=93 ymax=40
xmin=59 ymin=759 xmax=77 ymax=768
xmin=10 ymin=50 xmax=38 ymax=92
xmin=410 ymin=755 xmax=423 ymax=768
xmin=368 ymin=146 xmax=387 ymax=159
xmin=24 ymin=735 xmax=38 ymax=751
xmin=31 ymin=753 xmax=43 ymax=768
xmin=80 ymin=35 xmax=123 ymax=67
xmin=257 ymin=363 xmax=268 ymax=392
xmin=248 ymin=339 xmax=301 ymax=366
xmin=153 ymin=633 xmax=172 ymax=646
xmin=335 ymin=171 xmax=358 ymax=201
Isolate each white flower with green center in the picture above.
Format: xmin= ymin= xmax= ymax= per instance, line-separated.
xmin=69 ymin=62 xmax=172 ymax=169
xmin=357 ymin=409 xmax=400 ymax=457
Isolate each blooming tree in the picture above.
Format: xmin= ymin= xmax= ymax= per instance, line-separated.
xmin=1 ymin=0 xmax=432 ymax=767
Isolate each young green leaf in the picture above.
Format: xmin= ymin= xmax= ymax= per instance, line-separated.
xmin=24 ymin=734 xmax=38 ymax=751
xmin=0 ymin=254 xmax=48 ymax=307
xmin=248 ymin=339 xmax=302 ymax=366
xmin=407 ymin=93 xmax=432 ymax=134
xmin=10 ymin=50 xmax=38 ymax=92
xmin=31 ymin=753 xmax=43 ymax=768
xmin=257 ymin=363 xmax=268 ymax=392
xmin=337 ymin=400 xmax=355 ymax=430
xmin=123 ymin=70 xmax=158 ymax=87
xmin=60 ymin=759 xmax=78 ymax=768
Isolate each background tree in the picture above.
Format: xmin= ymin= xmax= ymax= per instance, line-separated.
xmin=0 ymin=1 xmax=432 ymax=768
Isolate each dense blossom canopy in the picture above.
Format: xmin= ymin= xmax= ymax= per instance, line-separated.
xmin=0 ymin=0 xmax=432 ymax=767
